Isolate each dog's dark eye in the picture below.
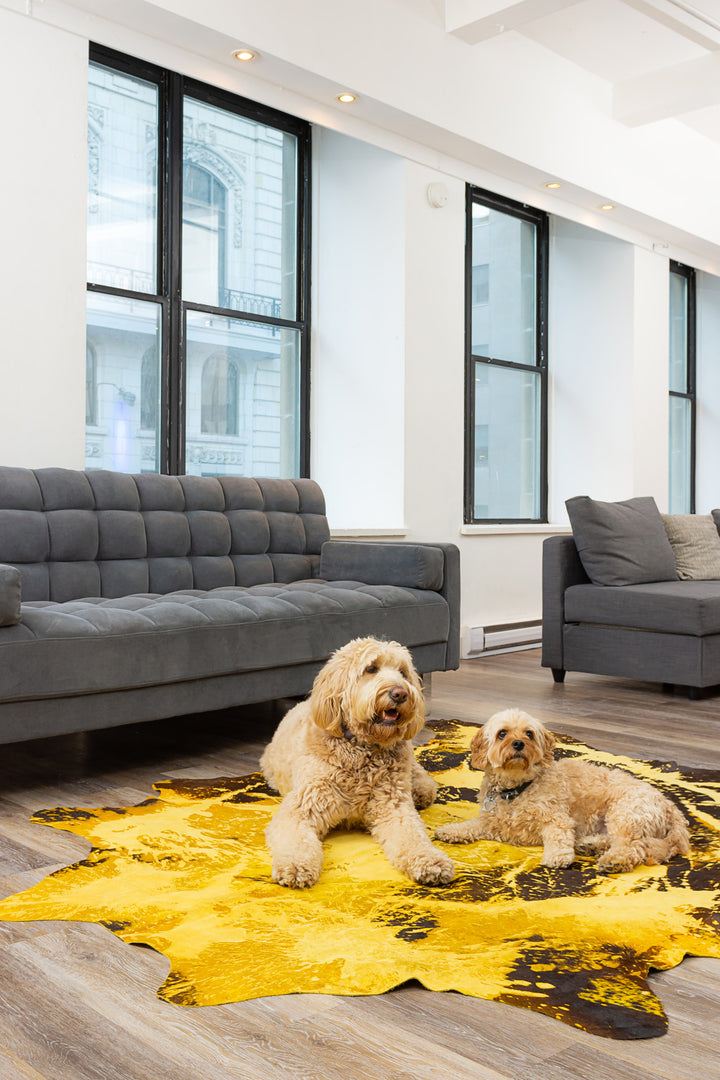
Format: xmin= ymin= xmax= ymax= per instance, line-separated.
xmin=497 ymin=730 xmax=506 ymax=739
xmin=400 ymin=667 xmax=409 ymax=679
xmin=526 ymin=730 xmax=534 ymax=740
xmin=365 ymin=664 xmax=378 ymax=674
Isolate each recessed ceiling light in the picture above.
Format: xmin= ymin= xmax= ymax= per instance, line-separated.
xmin=545 ymin=182 xmax=561 ymax=189
xmin=232 ymin=48 xmax=257 ymax=62
xmin=337 ymin=93 xmax=357 ymax=104
xmin=600 ymin=203 xmax=615 ymax=211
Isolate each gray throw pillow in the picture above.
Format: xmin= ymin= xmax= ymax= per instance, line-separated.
xmin=566 ymin=495 xmax=678 ymax=586
xmin=662 ymin=514 xmax=720 ymax=580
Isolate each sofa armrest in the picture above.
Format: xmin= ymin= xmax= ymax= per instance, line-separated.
xmin=541 ymin=535 xmax=589 ymax=671
xmin=320 ymin=540 xmax=461 ymax=670
xmin=0 ymin=564 xmax=21 ymax=627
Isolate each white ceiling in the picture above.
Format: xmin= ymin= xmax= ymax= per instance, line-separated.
xmin=439 ymin=0 xmax=720 ymax=139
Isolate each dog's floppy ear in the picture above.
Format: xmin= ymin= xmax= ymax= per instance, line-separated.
xmin=469 ymin=725 xmax=490 ymax=770
xmin=540 ymin=726 xmax=556 ymax=765
xmin=402 ymin=655 xmax=426 ymax=739
xmin=308 ymin=653 xmax=345 ymax=737
xmin=403 ymin=693 xmax=426 ymax=740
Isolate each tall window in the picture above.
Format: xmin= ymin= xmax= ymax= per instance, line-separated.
xmin=86 ymin=45 xmax=310 ymax=477
xmin=668 ymin=261 xmax=696 ymax=514
xmin=464 ymin=187 xmax=548 ymax=523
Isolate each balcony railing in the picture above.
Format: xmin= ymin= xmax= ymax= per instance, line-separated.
xmin=87 ymin=264 xmax=283 ymax=320
xmin=220 ymin=289 xmax=283 ymax=319
xmin=87 ymin=263 xmax=156 ymax=294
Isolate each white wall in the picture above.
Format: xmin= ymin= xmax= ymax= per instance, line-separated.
xmin=311 ymin=130 xmax=406 ymax=530
xmin=696 ymin=272 xmax=720 ymax=513
xmin=549 ymin=220 xmax=670 ymax=521
xmin=0 ymin=7 xmax=87 ymax=468
xmin=632 ymin=247 xmax=671 ymax=503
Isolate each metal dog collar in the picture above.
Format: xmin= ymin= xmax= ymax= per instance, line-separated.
xmin=482 ymin=779 xmax=534 ymax=813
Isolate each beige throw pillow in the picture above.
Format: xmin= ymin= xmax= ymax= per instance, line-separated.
xmin=661 ymin=514 xmax=720 ymax=580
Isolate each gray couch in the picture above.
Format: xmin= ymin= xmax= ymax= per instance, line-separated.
xmin=0 ymin=467 xmax=460 ymax=745
xmin=542 ymin=524 xmax=720 ymax=697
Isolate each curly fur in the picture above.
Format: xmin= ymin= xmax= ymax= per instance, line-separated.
xmin=435 ymin=708 xmax=691 ymax=873
xmin=260 ymin=636 xmax=454 ymax=888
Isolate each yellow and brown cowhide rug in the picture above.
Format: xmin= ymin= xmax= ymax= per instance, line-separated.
xmin=1 ymin=720 xmax=719 ymax=1040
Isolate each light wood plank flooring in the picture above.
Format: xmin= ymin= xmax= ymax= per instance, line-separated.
xmin=1 ymin=650 xmax=720 ymax=1080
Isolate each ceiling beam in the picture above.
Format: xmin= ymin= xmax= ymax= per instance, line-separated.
xmin=445 ymin=0 xmax=583 ymax=43
xmin=614 ymin=50 xmax=720 ymax=124
xmin=622 ymin=0 xmax=720 ymax=51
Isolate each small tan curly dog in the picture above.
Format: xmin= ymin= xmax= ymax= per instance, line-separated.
xmin=260 ymin=636 xmax=454 ymax=888
xmin=435 ymin=708 xmax=690 ymax=873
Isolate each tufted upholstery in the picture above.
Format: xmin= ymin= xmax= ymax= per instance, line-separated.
xmin=0 ymin=467 xmax=329 ymax=602
xmin=0 ymin=466 xmax=460 ymax=744
xmin=3 ymin=582 xmax=447 ymax=703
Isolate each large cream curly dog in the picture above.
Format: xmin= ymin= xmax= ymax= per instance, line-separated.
xmin=260 ymin=637 xmax=454 ymax=888
xmin=435 ymin=708 xmax=690 ymax=872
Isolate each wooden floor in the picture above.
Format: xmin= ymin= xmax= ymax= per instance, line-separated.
xmin=2 ymin=650 xmax=720 ymax=1080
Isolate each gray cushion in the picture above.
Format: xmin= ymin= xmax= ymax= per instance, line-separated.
xmin=0 ymin=581 xmax=450 ymax=702
xmin=662 ymin=514 xmax=720 ymax=580
xmin=565 ymin=495 xmax=677 ymax=586
xmin=0 ymin=470 xmax=330 ymax=601
xmin=565 ymin=580 xmax=720 ymax=636
xmin=0 ymin=564 xmax=21 ymax=626
xmin=321 ymin=541 xmax=445 ymax=590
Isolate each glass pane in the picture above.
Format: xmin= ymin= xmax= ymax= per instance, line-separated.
xmin=669 ymin=271 xmax=688 ymax=393
xmin=473 ymin=362 xmax=541 ymax=519
xmin=471 ymin=203 xmax=536 ymax=364
xmin=185 ymin=312 xmax=300 ymax=477
xmin=669 ymin=395 xmax=692 ymax=514
xmin=88 ymin=63 xmax=158 ymax=293
xmin=86 ymin=293 xmax=162 ymax=473
xmin=182 ymin=98 xmax=298 ymax=319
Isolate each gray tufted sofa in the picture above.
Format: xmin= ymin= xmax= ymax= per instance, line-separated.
xmin=0 ymin=467 xmax=460 ymax=745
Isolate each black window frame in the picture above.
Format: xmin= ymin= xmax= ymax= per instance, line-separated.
xmin=464 ymin=185 xmax=549 ymax=525
xmin=87 ymin=43 xmax=312 ymax=477
xmin=668 ymin=259 xmax=696 ymax=514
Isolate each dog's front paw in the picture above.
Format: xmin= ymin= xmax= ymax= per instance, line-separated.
xmin=596 ymin=852 xmax=636 ymax=874
xmin=434 ymin=821 xmax=481 ymax=844
xmin=576 ymin=835 xmax=611 ymax=855
xmin=272 ymin=860 xmax=320 ymax=888
xmin=413 ymin=783 xmax=438 ymax=810
xmin=541 ymin=850 xmax=575 ymax=868
xmin=412 ymin=775 xmax=438 ymax=810
xmin=408 ymin=851 xmax=455 ymax=885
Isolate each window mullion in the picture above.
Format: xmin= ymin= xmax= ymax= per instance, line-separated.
xmin=166 ymin=72 xmax=184 ymax=475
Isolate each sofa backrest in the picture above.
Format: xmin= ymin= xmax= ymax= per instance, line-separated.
xmin=0 ymin=467 xmax=330 ymax=602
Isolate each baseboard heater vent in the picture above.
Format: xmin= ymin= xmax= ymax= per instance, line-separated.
xmin=463 ymin=621 xmax=542 ymax=658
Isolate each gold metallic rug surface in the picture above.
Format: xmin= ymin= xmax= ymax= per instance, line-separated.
xmin=1 ymin=720 xmax=720 ymax=1039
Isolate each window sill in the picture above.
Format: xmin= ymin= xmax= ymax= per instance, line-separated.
xmin=460 ymin=523 xmax=572 ymax=536
xmin=330 ymin=528 xmax=408 ymax=538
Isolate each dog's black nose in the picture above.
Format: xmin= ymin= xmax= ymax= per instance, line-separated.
xmin=512 ymin=739 xmax=525 ymax=751
xmin=389 ymin=686 xmax=407 ymax=704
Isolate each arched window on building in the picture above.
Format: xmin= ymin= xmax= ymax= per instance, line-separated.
xmin=201 ymin=353 xmax=239 ymax=435
xmin=183 ymin=163 xmax=227 ymax=306
xmin=86 ymin=343 xmax=98 ymax=426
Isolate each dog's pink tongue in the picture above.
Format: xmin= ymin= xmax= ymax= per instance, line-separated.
xmin=382 ymin=709 xmax=399 ymax=722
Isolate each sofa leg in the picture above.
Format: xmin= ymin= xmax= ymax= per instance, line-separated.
xmin=551 ymin=668 xmax=566 ymax=684
xmin=688 ymin=685 xmax=705 ymax=701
